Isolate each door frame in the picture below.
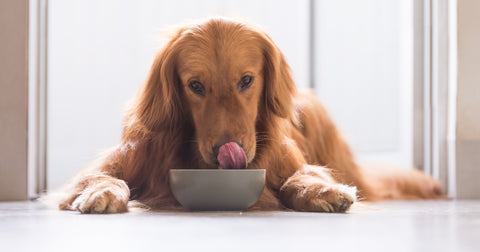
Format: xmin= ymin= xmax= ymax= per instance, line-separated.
xmin=28 ymin=0 xmax=48 ymax=198
xmin=413 ymin=0 xmax=457 ymax=198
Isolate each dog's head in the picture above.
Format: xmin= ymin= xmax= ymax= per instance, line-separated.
xmin=131 ymin=17 xmax=295 ymax=167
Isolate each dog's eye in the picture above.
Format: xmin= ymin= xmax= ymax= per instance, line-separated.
xmin=238 ymin=75 xmax=254 ymax=91
xmin=188 ymin=81 xmax=205 ymax=96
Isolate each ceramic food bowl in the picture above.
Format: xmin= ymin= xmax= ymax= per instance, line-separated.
xmin=169 ymin=169 xmax=265 ymax=211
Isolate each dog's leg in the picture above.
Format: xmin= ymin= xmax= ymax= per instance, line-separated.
xmin=59 ymin=174 xmax=130 ymax=214
xmin=278 ymin=165 xmax=357 ymax=213
xmin=55 ymin=145 xmax=137 ymax=214
xmin=260 ymin=136 xmax=356 ymax=213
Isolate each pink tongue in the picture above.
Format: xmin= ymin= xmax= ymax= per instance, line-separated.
xmin=217 ymin=142 xmax=247 ymax=169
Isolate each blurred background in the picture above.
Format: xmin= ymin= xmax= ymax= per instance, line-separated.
xmin=46 ymin=0 xmax=414 ymax=189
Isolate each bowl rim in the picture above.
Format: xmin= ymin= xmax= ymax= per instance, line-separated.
xmin=169 ymin=169 xmax=265 ymax=172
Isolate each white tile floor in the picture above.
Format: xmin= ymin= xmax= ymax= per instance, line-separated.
xmin=0 ymin=200 xmax=479 ymax=252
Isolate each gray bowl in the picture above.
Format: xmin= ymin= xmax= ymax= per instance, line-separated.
xmin=169 ymin=169 xmax=265 ymax=211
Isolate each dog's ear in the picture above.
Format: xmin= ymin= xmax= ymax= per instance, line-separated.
xmin=129 ymin=29 xmax=186 ymax=132
xmin=261 ymin=33 xmax=296 ymax=118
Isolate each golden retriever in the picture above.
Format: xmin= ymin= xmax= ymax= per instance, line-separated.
xmin=56 ymin=17 xmax=443 ymax=213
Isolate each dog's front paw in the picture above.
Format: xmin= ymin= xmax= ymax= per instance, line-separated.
xmin=306 ymin=184 xmax=356 ymax=213
xmin=70 ymin=179 xmax=130 ymax=214
xmin=281 ymin=182 xmax=357 ymax=213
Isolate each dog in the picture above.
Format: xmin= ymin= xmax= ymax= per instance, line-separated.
xmin=55 ymin=17 xmax=444 ymax=213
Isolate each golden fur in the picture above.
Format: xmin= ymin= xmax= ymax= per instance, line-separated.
xmin=56 ymin=18 xmax=443 ymax=213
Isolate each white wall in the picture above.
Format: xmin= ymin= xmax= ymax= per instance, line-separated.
xmin=0 ymin=0 xmax=29 ymax=200
xmin=47 ymin=0 xmax=310 ymax=189
xmin=456 ymin=0 xmax=480 ymax=199
xmin=314 ymin=0 xmax=413 ymax=166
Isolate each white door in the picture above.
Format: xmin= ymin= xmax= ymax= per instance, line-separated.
xmin=313 ymin=0 xmax=414 ymax=168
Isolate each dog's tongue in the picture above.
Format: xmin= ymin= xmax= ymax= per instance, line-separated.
xmin=217 ymin=142 xmax=247 ymax=169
